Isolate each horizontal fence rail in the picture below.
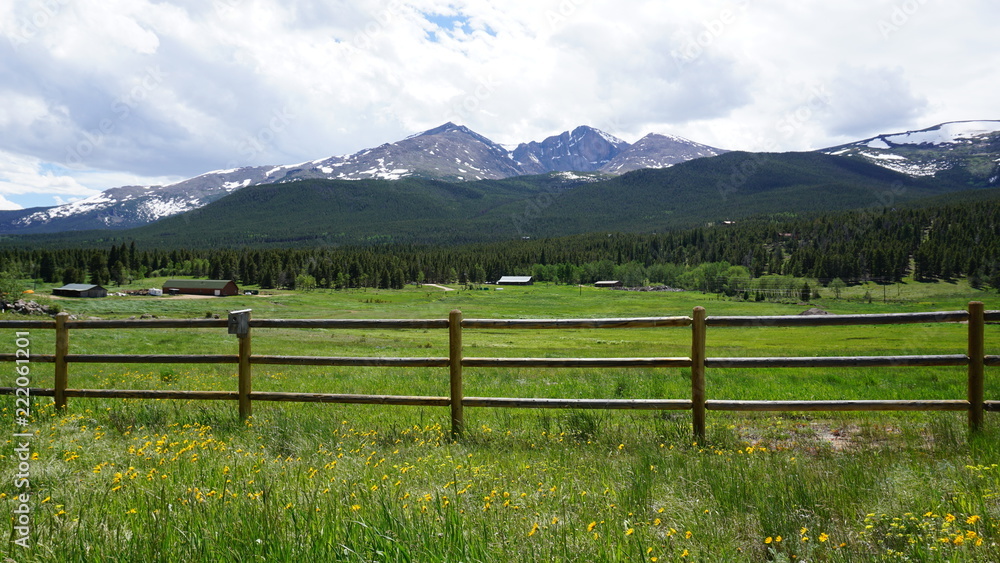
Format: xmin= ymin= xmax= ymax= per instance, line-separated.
xmin=705 ymin=310 xmax=971 ymax=327
xmin=0 ymin=302 xmax=993 ymax=439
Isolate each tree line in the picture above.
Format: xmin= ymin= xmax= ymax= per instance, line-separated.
xmin=1 ymin=200 xmax=998 ymax=293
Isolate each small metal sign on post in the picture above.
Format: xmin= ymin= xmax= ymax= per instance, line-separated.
xmin=228 ymin=309 xmax=252 ymax=336
xmin=228 ymin=309 xmax=253 ymax=419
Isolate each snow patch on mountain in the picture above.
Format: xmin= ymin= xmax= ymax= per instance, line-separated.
xmin=820 ymin=120 xmax=1000 ymax=182
xmin=881 ymin=120 xmax=1000 ymax=146
xmin=16 ymin=192 xmax=115 ymax=225
xmin=137 ymin=197 xmax=203 ymax=221
xmin=3 ymin=122 xmax=726 ymax=234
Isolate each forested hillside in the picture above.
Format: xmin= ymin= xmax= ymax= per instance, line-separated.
xmin=1 ymin=151 xmax=969 ymax=250
xmin=3 ymin=194 xmax=999 ymax=293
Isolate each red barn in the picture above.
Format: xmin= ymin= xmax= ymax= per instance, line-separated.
xmin=162 ymin=279 xmax=239 ymax=296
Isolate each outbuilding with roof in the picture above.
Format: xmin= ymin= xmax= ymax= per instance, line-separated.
xmin=496 ymin=276 xmax=534 ymax=285
xmin=162 ymin=279 xmax=240 ymax=296
xmin=52 ymin=284 xmax=107 ymax=298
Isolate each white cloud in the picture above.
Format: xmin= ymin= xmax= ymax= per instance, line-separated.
xmin=819 ymin=66 xmax=928 ymax=138
xmin=0 ymin=194 xmax=22 ymax=211
xmin=0 ymin=0 xmax=995 ymax=202
xmin=0 ymin=150 xmax=99 ymax=208
xmin=0 ymin=149 xmax=180 ymax=209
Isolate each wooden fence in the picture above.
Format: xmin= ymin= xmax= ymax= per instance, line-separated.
xmin=0 ymin=302 xmax=996 ymax=439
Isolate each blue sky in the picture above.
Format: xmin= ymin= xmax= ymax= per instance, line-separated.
xmin=0 ymin=0 xmax=997 ymax=210
xmin=424 ymin=12 xmax=482 ymax=42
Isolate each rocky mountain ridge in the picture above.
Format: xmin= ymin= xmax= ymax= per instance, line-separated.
xmin=0 ymin=123 xmax=727 ymax=234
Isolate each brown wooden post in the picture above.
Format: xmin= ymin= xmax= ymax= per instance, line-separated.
xmin=229 ymin=309 xmax=253 ymax=420
xmin=968 ymin=301 xmax=985 ymax=432
xmin=691 ymin=306 xmax=707 ymax=441
xmin=449 ymin=309 xmax=464 ymax=439
xmin=54 ymin=312 xmax=69 ymax=411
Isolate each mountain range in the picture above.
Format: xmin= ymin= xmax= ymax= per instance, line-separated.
xmin=13 ymin=150 xmax=979 ymax=250
xmin=0 ymin=123 xmax=726 ymax=234
xmin=1 ymin=119 xmax=998 ymax=238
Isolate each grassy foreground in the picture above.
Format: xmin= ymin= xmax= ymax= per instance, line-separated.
xmin=2 ymin=281 xmax=999 ymax=561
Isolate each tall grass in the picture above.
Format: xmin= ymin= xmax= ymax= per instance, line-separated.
xmin=2 ymin=281 xmax=998 ymax=560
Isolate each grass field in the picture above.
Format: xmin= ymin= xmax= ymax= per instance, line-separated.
xmin=2 ymin=279 xmax=999 ymax=561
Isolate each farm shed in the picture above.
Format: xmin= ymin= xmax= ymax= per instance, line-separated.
xmin=496 ymin=276 xmax=533 ymax=286
xmin=52 ymin=284 xmax=107 ymax=298
xmin=594 ymin=280 xmax=623 ymax=288
xmin=162 ymin=279 xmax=239 ymax=296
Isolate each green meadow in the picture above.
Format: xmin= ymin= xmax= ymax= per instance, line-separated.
xmin=2 ymin=280 xmax=999 ymax=561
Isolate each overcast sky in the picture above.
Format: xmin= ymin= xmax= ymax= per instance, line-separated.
xmin=0 ymin=0 xmax=996 ymax=209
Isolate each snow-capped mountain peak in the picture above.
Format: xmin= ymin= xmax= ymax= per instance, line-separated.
xmin=821 ymin=120 xmax=1000 ymax=181
xmin=1 ymin=123 xmax=727 ymax=234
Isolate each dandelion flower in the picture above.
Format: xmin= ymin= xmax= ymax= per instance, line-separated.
xmin=587 ymin=521 xmax=597 ymax=532
xmin=819 ymin=533 xmax=829 ymax=542
xmin=528 ymin=522 xmax=539 ymax=537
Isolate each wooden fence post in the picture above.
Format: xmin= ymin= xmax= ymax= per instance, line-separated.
xmin=449 ymin=309 xmax=464 ymax=439
xmin=54 ymin=312 xmax=69 ymax=411
xmin=229 ymin=309 xmax=253 ymax=420
xmin=968 ymin=301 xmax=985 ymax=432
xmin=692 ymin=306 xmax=707 ymax=441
